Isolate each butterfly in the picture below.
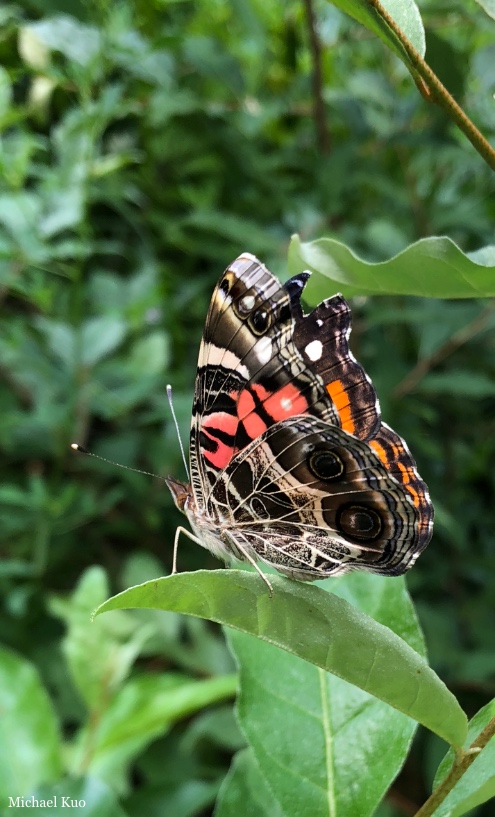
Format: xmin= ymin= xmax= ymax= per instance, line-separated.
xmin=166 ymin=253 xmax=433 ymax=592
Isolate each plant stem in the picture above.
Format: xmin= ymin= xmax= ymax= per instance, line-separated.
xmin=393 ymin=300 xmax=495 ymax=398
xmin=366 ymin=0 xmax=495 ymax=172
xmin=302 ymin=0 xmax=330 ymax=154
xmin=414 ymin=714 xmax=495 ymax=817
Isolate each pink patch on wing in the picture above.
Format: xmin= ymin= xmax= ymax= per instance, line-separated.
xmin=237 ymin=388 xmax=268 ymax=439
xmin=201 ymin=413 xmax=238 ymax=470
xmin=243 ymin=412 xmax=267 ymax=440
xmin=263 ymin=382 xmax=309 ymax=421
xmin=236 ymin=388 xmax=256 ymax=421
xmin=235 ymin=382 xmax=310 ymax=443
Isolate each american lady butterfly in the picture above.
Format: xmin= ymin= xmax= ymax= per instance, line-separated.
xmin=166 ymin=254 xmax=433 ymax=591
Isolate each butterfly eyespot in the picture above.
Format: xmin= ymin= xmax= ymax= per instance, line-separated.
xmin=308 ymin=450 xmax=344 ymax=481
xmin=219 ymin=277 xmax=231 ymax=295
xmin=336 ymin=504 xmax=382 ymax=543
xmin=249 ymin=308 xmax=271 ymax=335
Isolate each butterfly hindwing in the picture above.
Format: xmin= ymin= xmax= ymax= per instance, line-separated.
xmin=215 ymin=415 xmax=421 ymax=579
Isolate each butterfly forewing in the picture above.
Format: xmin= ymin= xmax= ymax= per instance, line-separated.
xmin=190 ymin=254 xmax=339 ymax=512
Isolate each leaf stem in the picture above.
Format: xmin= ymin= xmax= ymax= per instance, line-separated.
xmin=413 ymin=714 xmax=495 ymax=817
xmin=365 ymin=0 xmax=495 ymax=172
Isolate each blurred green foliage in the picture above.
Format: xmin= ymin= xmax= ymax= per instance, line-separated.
xmin=1 ymin=0 xmax=495 ymax=815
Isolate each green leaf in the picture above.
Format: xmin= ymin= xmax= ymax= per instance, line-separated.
xmin=40 ymin=188 xmax=84 ymax=237
xmin=0 ymin=66 xmax=12 ymax=116
xmin=35 ymin=319 xmax=75 ymax=369
xmin=126 ymin=779 xmax=220 ymax=817
xmin=226 ymin=573 xmax=426 ymax=817
xmin=94 ymin=571 xmax=468 ymax=748
xmin=72 ymin=672 xmax=237 ymax=793
xmin=29 ymin=776 xmax=128 ymax=816
xmin=23 ymin=16 xmax=101 ymax=66
xmin=215 ymin=749 xmax=284 ymax=817
xmin=430 ymin=699 xmax=495 ymax=816
xmin=0 ymin=132 xmax=42 ymax=189
xmin=81 ymin=316 xmax=127 ymax=366
xmin=18 ymin=25 xmax=51 ymax=70
xmin=184 ymin=705 xmax=245 ymax=752
xmin=288 ymin=234 xmax=495 ymax=299
xmin=0 ymin=646 xmax=62 ymax=806
xmin=129 ymin=331 xmax=169 ymax=377
xmin=326 ymin=0 xmax=425 ymax=59
xmin=469 ymin=244 xmax=495 ymax=265
xmin=0 ymin=192 xmax=49 ymax=263
xmin=49 ymin=566 xmax=151 ymax=711
xmin=474 ymin=0 xmax=495 ymax=21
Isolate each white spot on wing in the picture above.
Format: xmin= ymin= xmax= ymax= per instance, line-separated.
xmin=316 ymin=318 xmax=323 ymax=327
xmin=281 ymin=397 xmax=292 ymax=411
xmin=305 ymin=339 xmax=323 ymax=361
xmin=240 ymin=294 xmax=255 ymax=311
xmin=254 ymin=335 xmax=272 ymax=365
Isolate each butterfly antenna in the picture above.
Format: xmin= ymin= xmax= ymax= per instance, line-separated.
xmin=166 ymin=384 xmax=190 ymax=481
xmin=70 ymin=444 xmax=165 ymax=481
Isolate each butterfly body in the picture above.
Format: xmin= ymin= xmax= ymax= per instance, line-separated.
xmin=166 ymin=254 xmax=433 ymax=583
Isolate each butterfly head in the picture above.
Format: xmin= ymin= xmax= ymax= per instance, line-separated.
xmin=165 ymin=476 xmax=192 ymax=512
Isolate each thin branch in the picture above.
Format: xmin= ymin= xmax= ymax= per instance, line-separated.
xmin=366 ymin=0 xmax=495 ymax=172
xmin=393 ymin=300 xmax=495 ymax=399
xmin=413 ymin=714 xmax=495 ymax=817
xmin=302 ymin=0 xmax=330 ymax=153
xmin=471 ymin=714 xmax=495 ymax=751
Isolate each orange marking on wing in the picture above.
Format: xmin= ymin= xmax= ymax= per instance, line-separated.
xmin=370 ymin=439 xmax=422 ymax=509
xmin=326 ymin=380 xmax=355 ymax=434
xmin=406 ymin=486 xmax=421 ymax=508
xmin=396 ymin=462 xmax=422 ymax=508
xmin=369 ymin=440 xmax=388 ymax=466
xmin=396 ymin=461 xmax=411 ymax=484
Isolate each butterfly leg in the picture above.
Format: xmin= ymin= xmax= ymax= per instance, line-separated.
xmin=172 ymin=526 xmax=203 ymax=575
xmin=222 ymin=531 xmax=274 ymax=596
